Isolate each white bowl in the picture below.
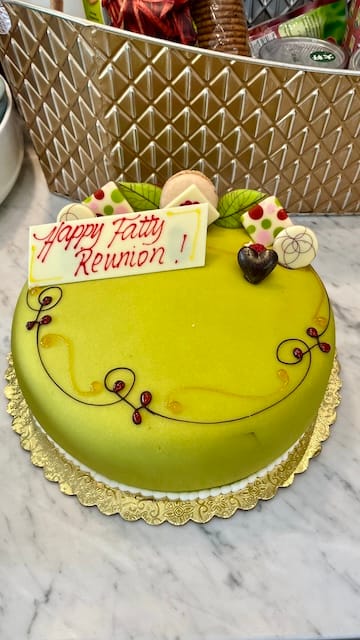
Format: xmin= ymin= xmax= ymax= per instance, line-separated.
xmin=0 ymin=77 xmax=24 ymax=205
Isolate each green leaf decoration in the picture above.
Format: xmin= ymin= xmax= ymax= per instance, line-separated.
xmin=117 ymin=182 xmax=162 ymax=211
xmin=216 ymin=189 xmax=266 ymax=228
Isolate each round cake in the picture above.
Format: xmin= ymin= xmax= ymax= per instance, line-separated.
xmin=11 ymin=197 xmax=335 ymax=493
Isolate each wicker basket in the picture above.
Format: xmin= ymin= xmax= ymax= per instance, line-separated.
xmin=1 ymin=0 xmax=359 ymax=213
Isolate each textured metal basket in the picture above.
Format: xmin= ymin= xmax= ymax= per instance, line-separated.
xmin=244 ymin=0 xmax=305 ymax=26
xmin=1 ymin=0 xmax=360 ymax=213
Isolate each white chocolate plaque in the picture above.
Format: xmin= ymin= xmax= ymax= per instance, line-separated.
xmin=28 ymin=204 xmax=208 ymax=286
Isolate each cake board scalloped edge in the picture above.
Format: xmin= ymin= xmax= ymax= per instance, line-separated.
xmin=4 ymin=354 xmax=341 ymax=526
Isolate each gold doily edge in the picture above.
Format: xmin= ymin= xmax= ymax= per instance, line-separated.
xmin=4 ymin=354 xmax=341 ymax=526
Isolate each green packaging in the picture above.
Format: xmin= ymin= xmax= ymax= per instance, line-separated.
xmin=278 ymin=0 xmax=347 ymax=45
xmin=82 ymin=0 xmax=109 ymax=24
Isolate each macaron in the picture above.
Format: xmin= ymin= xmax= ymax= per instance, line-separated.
xmin=160 ymin=170 xmax=218 ymax=209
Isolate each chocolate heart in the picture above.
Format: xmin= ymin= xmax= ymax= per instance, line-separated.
xmin=237 ymin=245 xmax=278 ymax=284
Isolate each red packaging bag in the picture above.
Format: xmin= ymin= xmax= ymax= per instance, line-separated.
xmin=102 ymin=0 xmax=197 ymax=46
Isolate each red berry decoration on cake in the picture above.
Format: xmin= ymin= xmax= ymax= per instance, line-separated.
xmin=113 ymin=380 xmax=126 ymax=393
xmin=140 ymin=390 xmax=152 ymax=407
xmin=132 ymin=410 xmax=142 ymax=426
xmin=248 ymin=243 xmax=266 ymax=253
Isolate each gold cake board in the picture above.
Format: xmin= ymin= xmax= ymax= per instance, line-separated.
xmin=5 ymin=355 xmax=341 ymax=526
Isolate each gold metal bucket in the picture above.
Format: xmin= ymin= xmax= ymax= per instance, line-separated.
xmin=1 ymin=0 xmax=359 ymax=213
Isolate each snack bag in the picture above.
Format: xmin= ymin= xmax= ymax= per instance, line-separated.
xmin=344 ymin=0 xmax=360 ymax=54
xmin=102 ymin=0 xmax=197 ymax=46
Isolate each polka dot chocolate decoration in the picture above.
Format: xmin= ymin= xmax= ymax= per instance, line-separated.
xmin=240 ymin=196 xmax=293 ymax=246
xmin=83 ymin=181 xmax=134 ymax=216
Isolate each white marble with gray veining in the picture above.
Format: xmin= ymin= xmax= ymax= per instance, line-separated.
xmin=0 ymin=140 xmax=360 ymax=640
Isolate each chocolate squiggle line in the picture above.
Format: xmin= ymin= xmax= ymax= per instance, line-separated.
xmin=28 ymin=287 xmax=122 ymax=408
xmin=26 ymin=286 xmax=332 ymax=426
xmin=104 ymin=368 xmax=153 ymax=425
xmin=26 ymin=286 xmax=63 ymax=312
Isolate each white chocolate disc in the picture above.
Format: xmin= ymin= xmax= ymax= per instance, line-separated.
xmin=273 ymin=225 xmax=318 ymax=269
xmin=57 ymin=203 xmax=96 ymax=222
xmin=160 ymin=170 xmax=218 ymax=209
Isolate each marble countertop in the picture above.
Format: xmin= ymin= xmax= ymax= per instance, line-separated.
xmin=1 ymin=140 xmax=360 ymax=640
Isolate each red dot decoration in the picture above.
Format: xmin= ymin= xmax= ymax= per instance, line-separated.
xmin=277 ymin=209 xmax=288 ymax=221
xmin=180 ymin=200 xmax=200 ymax=206
xmin=42 ymin=296 xmax=52 ymax=306
xmin=249 ymin=243 xmax=266 ymax=254
xmin=307 ymin=327 xmax=319 ymax=338
xmin=293 ymin=347 xmax=303 ymax=360
xmin=141 ymin=391 xmax=152 ymax=406
xmin=26 ymin=321 xmax=35 ymax=330
xmin=319 ymin=342 xmax=331 ymax=353
xmin=94 ymin=189 xmax=105 ymax=200
xmin=248 ymin=205 xmax=264 ymax=220
xmin=132 ymin=410 xmax=142 ymax=425
xmin=40 ymin=315 xmax=52 ymax=325
xmin=113 ymin=380 xmax=125 ymax=393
